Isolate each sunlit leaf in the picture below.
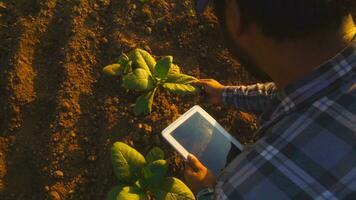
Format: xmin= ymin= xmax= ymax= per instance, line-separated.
xmin=166 ymin=73 xmax=197 ymax=84
xmin=103 ymin=63 xmax=123 ymax=76
xmin=107 ymin=185 xmax=147 ymax=200
xmin=111 ymin=142 xmax=146 ymax=183
xmin=122 ymin=68 xmax=154 ymax=91
xmin=151 ymin=177 xmax=195 ymax=200
xmin=168 ymin=64 xmax=181 ymax=75
xmin=103 ymin=54 xmax=133 ymax=76
xmin=162 ymin=83 xmax=199 ymax=95
xmin=129 ymin=48 xmax=156 ymax=74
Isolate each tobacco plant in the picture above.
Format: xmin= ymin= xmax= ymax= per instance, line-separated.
xmin=108 ymin=142 xmax=195 ymax=200
xmin=103 ymin=48 xmax=199 ymax=115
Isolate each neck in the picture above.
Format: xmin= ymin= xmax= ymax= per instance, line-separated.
xmin=257 ymin=15 xmax=356 ymax=89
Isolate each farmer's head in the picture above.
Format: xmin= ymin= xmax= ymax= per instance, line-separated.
xmin=196 ymin=0 xmax=356 ymax=82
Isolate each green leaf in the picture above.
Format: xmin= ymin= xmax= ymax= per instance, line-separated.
xmin=107 ymin=185 xmax=147 ymax=200
xmin=166 ymin=73 xmax=197 ymax=84
xmin=103 ymin=54 xmax=133 ymax=76
xmin=122 ymin=68 xmax=155 ymax=91
xmin=103 ymin=63 xmax=123 ymax=76
xmin=168 ymin=64 xmax=181 ymax=75
xmin=163 ymin=74 xmax=198 ymax=94
xmin=154 ymin=56 xmax=173 ymax=79
xmin=142 ymin=160 xmax=168 ymax=186
xmin=146 ymin=147 xmax=164 ymax=163
xmin=111 ymin=142 xmax=146 ymax=183
xmin=162 ymin=83 xmax=199 ymax=95
xmin=133 ymin=88 xmax=157 ymax=115
xmin=129 ymin=48 xmax=156 ymax=74
xmin=150 ymin=177 xmax=195 ymax=200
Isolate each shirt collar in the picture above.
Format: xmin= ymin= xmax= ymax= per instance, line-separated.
xmin=273 ymin=38 xmax=356 ymax=116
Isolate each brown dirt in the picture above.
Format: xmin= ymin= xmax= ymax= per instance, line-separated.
xmin=0 ymin=0 xmax=258 ymax=199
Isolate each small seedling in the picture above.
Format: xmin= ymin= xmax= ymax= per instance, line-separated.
xmin=103 ymin=48 xmax=199 ymax=115
xmin=108 ymin=142 xmax=195 ymax=200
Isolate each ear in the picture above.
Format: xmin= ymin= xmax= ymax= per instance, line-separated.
xmin=225 ymin=0 xmax=243 ymax=36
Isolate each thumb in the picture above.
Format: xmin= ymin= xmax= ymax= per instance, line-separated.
xmin=187 ymin=154 xmax=205 ymax=171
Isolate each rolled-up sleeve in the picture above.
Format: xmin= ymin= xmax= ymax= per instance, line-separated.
xmin=222 ymin=82 xmax=278 ymax=115
xmin=196 ymin=188 xmax=214 ymax=200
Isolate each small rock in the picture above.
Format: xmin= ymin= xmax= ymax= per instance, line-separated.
xmin=70 ymin=131 xmax=76 ymax=137
xmin=143 ymin=45 xmax=151 ymax=52
xmin=88 ymin=155 xmax=96 ymax=162
xmin=54 ymin=170 xmax=64 ymax=178
xmin=0 ymin=2 xmax=7 ymax=9
xmin=142 ymin=124 xmax=152 ymax=133
xmin=200 ymin=52 xmax=207 ymax=58
xmin=62 ymin=102 xmax=71 ymax=111
xmin=138 ymin=123 xmax=143 ymax=129
xmin=145 ymin=26 xmax=152 ymax=34
xmin=49 ymin=191 xmax=61 ymax=200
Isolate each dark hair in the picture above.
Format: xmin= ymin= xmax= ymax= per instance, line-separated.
xmin=214 ymin=0 xmax=355 ymax=40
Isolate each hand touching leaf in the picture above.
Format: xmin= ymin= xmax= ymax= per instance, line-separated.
xmin=103 ymin=48 xmax=199 ymax=115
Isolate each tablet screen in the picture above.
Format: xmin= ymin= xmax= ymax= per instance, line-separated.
xmin=170 ymin=112 xmax=242 ymax=176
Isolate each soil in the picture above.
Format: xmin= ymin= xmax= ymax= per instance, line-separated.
xmin=0 ymin=0 xmax=258 ymax=199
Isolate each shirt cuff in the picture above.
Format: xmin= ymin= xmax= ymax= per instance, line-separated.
xmin=196 ymin=187 xmax=214 ymax=200
xmin=221 ymin=86 xmax=230 ymax=106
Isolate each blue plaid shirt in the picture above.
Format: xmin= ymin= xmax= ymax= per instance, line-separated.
xmin=197 ymin=40 xmax=356 ymax=199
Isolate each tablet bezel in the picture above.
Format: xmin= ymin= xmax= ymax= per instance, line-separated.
xmin=161 ymin=105 xmax=244 ymax=159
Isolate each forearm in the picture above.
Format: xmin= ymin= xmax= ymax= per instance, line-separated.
xmin=222 ymin=82 xmax=278 ymax=115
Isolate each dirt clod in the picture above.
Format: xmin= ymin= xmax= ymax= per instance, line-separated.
xmin=49 ymin=191 xmax=61 ymax=200
xmin=87 ymin=155 xmax=96 ymax=162
xmin=54 ymin=170 xmax=64 ymax=179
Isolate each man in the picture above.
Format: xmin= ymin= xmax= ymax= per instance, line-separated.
xmin=184 ymin=0 xmax=356 ymax=199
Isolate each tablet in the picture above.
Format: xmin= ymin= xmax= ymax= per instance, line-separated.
xmin=162 ymin=105 xmax=244 ymax=176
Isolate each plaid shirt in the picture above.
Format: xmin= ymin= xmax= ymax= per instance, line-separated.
xmin=197 ymin=40 xmax=356 ymax=199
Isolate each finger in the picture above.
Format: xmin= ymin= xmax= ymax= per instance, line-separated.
xmin=187 ymin=154 xmax=205 ymax=171
xmin=199 ymin=79 xmax=214 ymax=82
xmin=193 ymin=80 xmax=209 ymax=86
xmin=184 ymin=164 xmax=196 ymax=178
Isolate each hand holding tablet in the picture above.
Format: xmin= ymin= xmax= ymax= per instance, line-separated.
xmin=162 ymin=105 xmax=244 ymax=176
